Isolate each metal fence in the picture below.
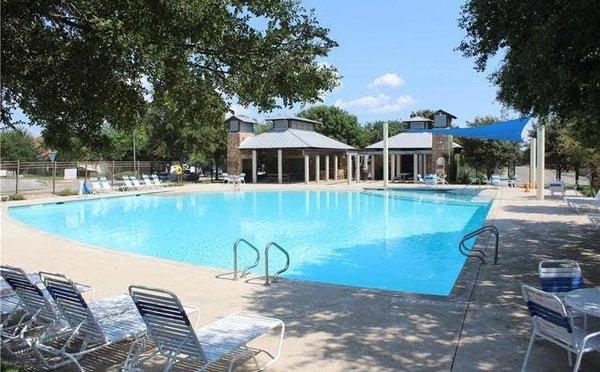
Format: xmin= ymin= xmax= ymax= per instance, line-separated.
xmin=0 ymin=161 xmax=176 ymax=196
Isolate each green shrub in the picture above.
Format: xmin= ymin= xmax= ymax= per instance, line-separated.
xmin=56 ymin=188 xmax=78 ymax=197
xmin=578 ymin=185 xmax=598 ymax=197
xmin=9 ymin=193 xmax=25 ymax=201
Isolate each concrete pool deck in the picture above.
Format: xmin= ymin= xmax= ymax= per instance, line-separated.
xmin=1 ymin=182 xmax=599 ymax=371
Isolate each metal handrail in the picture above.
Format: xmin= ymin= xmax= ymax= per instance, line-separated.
xmin=459 ymin=225 xmax=500 ymax=265
xmin=233 ymin=239 xmax=260 ymax=280
xmin=264 ymin=242 xmax=290 ymax=285
xmin=461 ymin=178 xmax=482 ymax=194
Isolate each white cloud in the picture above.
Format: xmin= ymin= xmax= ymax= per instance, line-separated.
xmin=335 ymin=93 xmax=415 ymax=113
xmin=368 ymin=73 xmax=405 ymax=89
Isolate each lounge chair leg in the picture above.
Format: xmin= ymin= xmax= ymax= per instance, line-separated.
xmin=521 ymin=332 xmax=536 ymax=372
xmin=573 ymin=350 xmax=585 ymax=371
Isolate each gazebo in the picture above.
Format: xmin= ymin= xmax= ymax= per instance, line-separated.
xmin=226 ymin=116 xmax=354 ymax=183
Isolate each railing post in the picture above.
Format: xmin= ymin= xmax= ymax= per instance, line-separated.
xmin=111 ymin=161 xmax=115 ymax=186
xmin=265 ymin=246 xmax=270 ymax=286
xmin=15 ymin=160 xmax=20 ymax=194
xmin=233 ymin=245 xmax=238 ymax=281
xmin=52 ymin=161 xmax=57 ymax=194
xmin=493 ymin=228 xmax=500 ymax=265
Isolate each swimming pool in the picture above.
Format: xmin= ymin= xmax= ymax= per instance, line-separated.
xmin=8 ymin=190 xmax=491 ymax=295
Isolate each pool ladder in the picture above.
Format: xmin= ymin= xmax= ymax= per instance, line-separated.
xmin=233 ymin=239 xmax=260 ymax=280
xmin=232 ymin=239 xmax=290 ymax=285
xmin=459 ymin=225 xmax=500 ymax=265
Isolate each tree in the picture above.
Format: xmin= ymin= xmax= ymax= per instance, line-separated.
xmin=2 ymin=0 xmax=339 ymax=151
xmin=458 ymin=0 xmax=600 ymax=148
xmin=298 ymin=105 xmax=366 ymax=147
xmin=362 ymin=120 xmax=405 ymax=144
xmin=0 ymin=129 xmax=39 ymax=161
xmin=410 ymin=109 xmax=435 ymax=120
xmin=459 ymin=116 xmax=522 ymax=178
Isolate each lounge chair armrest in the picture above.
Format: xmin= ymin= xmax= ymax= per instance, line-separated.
xmin=183 ymin=305 xmax=201 ymax=328
xmin=583 ymin=330 xmax=600 ymax=342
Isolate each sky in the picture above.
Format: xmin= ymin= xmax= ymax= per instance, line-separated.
xmin=20 ymin=0 xmax=508 ymax=136
xmin=231 ymin=0 xmax=508 ymax=127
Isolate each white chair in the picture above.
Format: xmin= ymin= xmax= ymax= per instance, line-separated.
xmin=36 ymin=272 xmax=146 ymax=371
xmin=565 ymin=191 xmax=600 ymax=213
xmin=490 ymin=174 xmax=501 ymax=187
xmin=122 ymin=176 xmax=137 ymax=190
xmin=130 ymin=176 xmax=150 ymax=189
xmin=127 ymin=286 xmax=284 ymax=371
xmin=416 ymin=174 xmax=425 ymax=185
xmin=151 ymin=174 xmax=164 ymax=187
xmin=99 ymin=176 xmax=118 ymax=192
xmin=424 ymin=174 xmax=437 ymax=186
xmin=87 ymin=177 xmax=104 ymax=194
xmin=521 ymin=285 xmax=600 ymax=371
xmin=141 ymin=174 xmax=156 ymax=188
xmin=588 ymin=213 xmax=600 ymax=227
xmin=237 ymin=173 xmax=246 ymax=184
xmin=550 ymin=179 xmax=566 ymax=197
xmin=221 ymin=173 xmax=232 ymax=183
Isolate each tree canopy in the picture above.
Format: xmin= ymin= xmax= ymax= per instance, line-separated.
xmin=298 ymin=105 xmax=366 ymax=148
xmin=2 ymin=0 xmax=339 ymax=151
xmin=0 ymin=129 xmax=39 ymax=161
xmin=458 ymin=115 xmax=522 ymax=178
xmin=458 ymin=0 xmax=600 ymax=147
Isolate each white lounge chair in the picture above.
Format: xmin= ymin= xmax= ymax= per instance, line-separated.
xmin=521 ymin=285 xmax=600 ymax=371
xmin=122 ymin=176 xmax=137 ymax=190
xmin=151 ymin=174 xmax=164 ymax=187
xmin=424 ymin=174 xmax=437 ymax=186
xmin=221 ymin=173 xmax=232 ymax=183
xmin=489 ymin=174 xmax=501 ymax=187
xmin=416 ymin=174 xmax=425 ymax=185
xmin=130 ymin=176 xmax=150 ymax=190
xmin=87 ymin=177 xmax=104 ymax=194
xmin=36 ymin=272 xmax=146 ymax=371
xmin=550 ymin=179 xmax=566 ymax=197
xmin=588 ymin=213 xmax=600 ymax=227
xmin=126 ymin=286 xmax=284 ymax=371
xmin=99 ymin=176 xmax=118 ymax=192
xmin=141 ymin=174 xmax=156 ymax=188
xmin=237 ymin=173 xmax=246 ymax=184
xmin=565 ymin=191 xmax=600 ymax=213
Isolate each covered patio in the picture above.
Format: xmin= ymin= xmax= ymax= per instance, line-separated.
xmin=238 ymin=127 xmax=354 ymax=184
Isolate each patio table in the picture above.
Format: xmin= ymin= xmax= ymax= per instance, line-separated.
xmin=565 ymin=288 xmax=600 ymax=318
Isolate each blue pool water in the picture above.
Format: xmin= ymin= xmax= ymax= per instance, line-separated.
xmin=9 ymin=190 xmax=491 ymax=295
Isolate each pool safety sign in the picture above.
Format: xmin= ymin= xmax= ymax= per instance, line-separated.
xmin=64 ymin=168 xmax=77 ymax=180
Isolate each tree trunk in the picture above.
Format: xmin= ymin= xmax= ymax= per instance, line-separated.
xmin=574 ymin=165 xmax=580 ymax=188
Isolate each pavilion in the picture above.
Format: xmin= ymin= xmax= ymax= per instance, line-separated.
xmin=226 ymin=116 xmax=354 ymax=183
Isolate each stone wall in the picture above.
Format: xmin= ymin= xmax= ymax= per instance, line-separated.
xmin=431 ymin=134 xmax=453 ymax=175
xmin=226 ymin=133 xmax=253 ymax=174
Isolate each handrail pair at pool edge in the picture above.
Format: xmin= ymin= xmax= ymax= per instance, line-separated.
xmin=459 ymin=225 xmax=500 ymax=265
xmin=233 ymin=239 xmax=290 ymax=285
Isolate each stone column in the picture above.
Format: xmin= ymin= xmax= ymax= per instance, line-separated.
xmin=413 ymin=154 xmax=418 ymax=183
xmin=383 ymin=123 xmax=389 ymax=188
xmin=347 ymin=154 xmax=352 ymax=185
xmin=391 ymin=154 xmax=396 ymax=182
xmin=325 ymin=155 xmax=330 ymax=181
xmin=315 ymin=155 xmax=320 ymax=183
xmin=304 ymin=154 xmax=310 ymax=184
xmin=355 ymin=154 xmax=361 ymax=182
xmin=251 ymin=150 xmax=257 ymax=183
xmin=334 ymin=155 xmax=339 ymax=180
xmin=397 ymin=155 xmax=402 ymax=177
xmin=371 ymin=155 xmax=376 ymax=180
xmin=277 ymin=149 xmax=283 ymax=184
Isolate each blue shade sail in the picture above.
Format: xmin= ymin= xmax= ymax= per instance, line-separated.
xmin=427 ymin=117 xmax=531 ymax=142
